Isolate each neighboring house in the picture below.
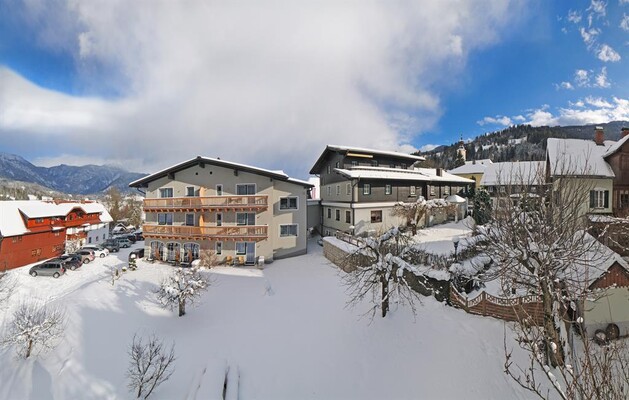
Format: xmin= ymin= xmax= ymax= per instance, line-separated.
xmin=309 ymin=145 xmax=474 ymax=236
xmin=480 ymin=161 xmax=546 ymax=208
xmin=0 ymin=200 xmax=112 ymax=270
xmin=448 ymin=159 xmax=493 ymax=188
xmin=128 ymin=156 xmax=313 ymax=265
xmin=602 ymin=127 xmax=629 ymax=216
xmin=546 ymin=127 xmax=616 ymax=218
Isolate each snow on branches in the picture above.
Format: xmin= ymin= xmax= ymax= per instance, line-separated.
xmin=155 ymin=267 xmax=211 ymax=317
xmin=1 ymin=301 xmax=66 ymax=359
xmin=391 ymin=196 xmax=455 ymax=234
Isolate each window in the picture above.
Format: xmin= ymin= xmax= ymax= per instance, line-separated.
xmin=216 ymin=241 xmax=222 ymax=255
xmin=335 ymin=161 xmax=340 ymax=168
xmin=590 ymin=190 xmax=609 ymax=208
xmin=185 ymin=213 xmax=195 ymax=226
xmin=35 ymin=218 xmax=44 ymax=223
xmin=327 ymin=208 xmax=332 ymax=219
xmin=444 ymin=186 xmax=450 ymax=195
xmin=499 ymin=186 xmax=506 ymax=194
xmin=371 ymin=160 xmax=379 ymax=167
xmin=385 ymin=184 xmax=392 ymax=195
xmin=363 ymin=184 xmax=371 ymax=195
xmin=236 ymin=184 xmax=256 ymax=195
xmin=159 ymin=188 xmax=173 ymax=198
xmin=345 ymin=210 xmax=351 ymax=223
xmin=401 ymin=163 xmax=406 ymax=169
xmin=88 ymin=237 xmax=92 ymax=244
xmin=346 ymin=183 xmax=351 ymax=195
xmin=237 ymin=212 xmax=255 ymax=225
xmin=31 ymin=248 xmax=41 ymax=257
xmin=236 ymin=242 xmax=246 ymax=255
xmin=280 ymin=197 xmax=298 ymax=210
xmin=280 ymin=224 xmax=298 ymax=237
xmin=216 ymin=213 xmax=223 ymax=226
xmin=336 ymin=185 xmax=340 ymax=196
xmin=186 ymin=186 xmax=195 ymax=196
xmin=54 ymin=231 xmax=60 ymax=237
xmin=216 ymin=184 xmax=223 ymax=196
xmin=621 ymin=193 xmax=629 ymax=208
xmin=335 ymin=209 xmax=340 ymax=221
xmin=327 ymin=165 xmax=331 ymax=174
xmin=371 ymin=210 xmax=383 ymax=223
xmin=327 ymin=186 xmax=331 ymax=196
xmin=158 ymin=213 xmax=173 ymax=225
xmin=351 ymin=161 xmax=358 ymax=167
xmin=487 ymin=186 xmax=494 ymax=193
xmin=410 ymin=186 xmax=416 ymax=196
xmin=430 ymin=186 xmax=435 ymax=196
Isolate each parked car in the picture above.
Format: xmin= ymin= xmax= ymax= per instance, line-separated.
xmin=29 ymin=260 xmax=66 ymax=278
xmin=122 ymin=233 xmax=137 ymax=244
xmin=82 ymin=245 xmax=109 ymax=258
xmin=73 ymin=249 xmax=96 ymax=264
xmin=128 ymin=248 xmax=145 ymax=261
xmin=134 ymin=231 xmax=144 ymax=241
xmin=117 ymin=238 xmax=132 ymax=248
xmin=52 ymin=254 xmax=82 ymax=271
xmin=102 ymin=240 xmax=120 ymax=253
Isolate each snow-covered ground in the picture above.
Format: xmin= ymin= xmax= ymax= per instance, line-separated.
xmin=0 ymin=240 xmax=537 ymax=400
xmin=411 ymin=218 xmax=474 ymax=255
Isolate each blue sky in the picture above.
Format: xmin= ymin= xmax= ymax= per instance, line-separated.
xmin=0 ymin=1 xmax=628 ymax=177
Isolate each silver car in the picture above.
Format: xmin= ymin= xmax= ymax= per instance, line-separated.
xmin=29 ymin=260 xmax=66 ymax=278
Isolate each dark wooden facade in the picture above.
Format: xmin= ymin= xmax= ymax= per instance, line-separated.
xmin=604 ymin=129 xmax=629 ymax=216
xmin=589 ymin=263 xmax=629 ymax=289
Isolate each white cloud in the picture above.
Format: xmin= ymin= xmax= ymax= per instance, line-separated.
xmin=587 ymin=0 xmax=607 ymax=19
xmin=513 ymin=115 xmax=526 ymax=122
xmin=477 ymin=115 xmax=512 ymax=126
xmin=579 ymin=27 xmax=599 ymax=48
xmin=597 ymin=44 xmax=621 ymax=62
xmin=567 ymin=10 xmax=582 ymax=24
xmin=524 ymin=96 xmax=629 ymax=127
xmin=555 ymin=81 xmax=574 ymax=90
xmin=620 ymin=14 xmax=629 ymax=31
xmin=575 ymin=69 xmax=590 ymax=86
xmin=594 ymin=66 xmax=610 ymax=88
xmin=0 ymin=0 xmax=525 ymax=177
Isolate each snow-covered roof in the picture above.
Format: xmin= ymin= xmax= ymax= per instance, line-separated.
xmin=310 ymin=144 xmax=425 ymax=174
xmin=447 ymin=160 xmax=492 ymax=175
xmin=334 ymin=166 xmax=474 ymax=184
xmin=602 ymin=134 xmax=629 ymax=158
xmin=546 ymin=138 xmax=615 ymax=178
xmin=567 ymin=234 xmax=629 ymax=288
xmin=0 ymin=200 xmax=111 ymax=238
xmin=480 ymin=161 xmax=545 ymax=186
xmin=129 ymin=156 xmax=313 ymax=189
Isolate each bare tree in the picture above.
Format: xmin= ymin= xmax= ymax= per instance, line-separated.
xmin=475 ymin=158 xmax=629 ymax=398
xmin=391 ymin=196 xmax=455 ymax=234
xmin=0 ymin=271 xmax=15 ymax=307
xmin=196 ymin=249 xmax=219 ymax=269
xmin=127 ymin=333 xmax=176 ymax=399
xmin=344 ymin=227 xmax=425 ymax=318
xmin=1 ymin=301 xmax=66 ymax=358
xmin=155 ymin=267 xmax=211 ymax=317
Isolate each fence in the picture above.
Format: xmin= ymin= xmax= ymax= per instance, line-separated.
xmin=449 ymin=286 xmax=544 ymax=326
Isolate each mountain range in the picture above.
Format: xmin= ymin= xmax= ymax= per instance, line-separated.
xmin=0 ymin=153 xmax=147 ymax=195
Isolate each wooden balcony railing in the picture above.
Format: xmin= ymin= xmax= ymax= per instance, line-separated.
xmin=143 ymin=224 xmax=268 ymax=241
xmin=143 ymin=195 xmax=268 ymax=211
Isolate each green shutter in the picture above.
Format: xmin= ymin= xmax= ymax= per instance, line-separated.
xmin=590 ymin=190 xmax=595 ymax=208
xmin=604 ymin=191 xmax=609 ymax=208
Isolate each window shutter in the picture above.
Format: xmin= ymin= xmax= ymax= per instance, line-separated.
xmin=590 ymin=191 xmax=595 ymax=208
xmin=604 ymin=191 xmax=609 ymax=208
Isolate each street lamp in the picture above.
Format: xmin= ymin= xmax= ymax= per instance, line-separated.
xmin=452 ymin=236 xmax=460 ymax=261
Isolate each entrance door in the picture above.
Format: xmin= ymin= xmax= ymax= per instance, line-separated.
xmin=245 ymin=242 xmax=255 ymax=265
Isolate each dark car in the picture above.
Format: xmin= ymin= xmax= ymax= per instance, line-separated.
xmin=103 ymin=239 xmax=120 ymax=253
xmin=123 ymin=233 xmax=137 ymax=244
xmin=128 ymin=248 xmax=145 ymax=261
xmin=52 ymin=254 xmax=82 ymax=271
xmin=134 ymin=231 xmax=144 ymax=241
xmin=29 ymin=260 xmax=66 ymax=278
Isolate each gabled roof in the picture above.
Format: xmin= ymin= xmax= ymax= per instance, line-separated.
xmin=546 ymin=138 xmax=615 ymax=178
xmin=309 ymin=145 xmax=425 ymax=174
xmin=480 ymin=161 xmax=545 ymax=186
xmin=333 ymin=166 xmax=474 ymax=184
xmin=448 ymin=159 xmax=493 ymax=175
xmin=129 ymin=156 xmax=313 ymax=189
xmin=602 ymin=134 xmax=629 ymax=158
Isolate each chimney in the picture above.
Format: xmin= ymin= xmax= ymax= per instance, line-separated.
xmin=594 ymin=126 xmax=604 ymax=146
xmin=622 ymin=127 xmax=629 ymax=138
xmin=436 ymin=168 xmax=443 ymax=176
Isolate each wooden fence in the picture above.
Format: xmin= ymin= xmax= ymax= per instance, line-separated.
xmin=449 ymin=286 xmax=544 ymax=326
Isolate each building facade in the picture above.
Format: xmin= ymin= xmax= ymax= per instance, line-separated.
xmin=309 ymin=145 xmax=473 ymax=236
xmin=129 ymin=156 xmax=312 ymax=265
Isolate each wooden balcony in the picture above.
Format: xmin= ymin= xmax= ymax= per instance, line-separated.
xmin=143 ymin=224 xmax=268 ymax=242
xmin=143 ymin=195 xmax=268 ymax=212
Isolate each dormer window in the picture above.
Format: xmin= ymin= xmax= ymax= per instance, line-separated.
xmin=371 ymin=160 xmax=379 ymax=167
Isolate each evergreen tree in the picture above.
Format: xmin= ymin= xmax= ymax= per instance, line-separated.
xmin=472 ymin=188 xmax=491 ymax=225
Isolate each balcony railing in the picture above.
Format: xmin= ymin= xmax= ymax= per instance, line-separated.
xmin=143 ymin=195 xmax=268 ymax=211
xmin=143 ymin=224 xmax=268 ymax=241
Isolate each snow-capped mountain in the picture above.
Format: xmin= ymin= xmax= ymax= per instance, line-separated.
xmin=0 ymin=153 xmax=146 ymax=195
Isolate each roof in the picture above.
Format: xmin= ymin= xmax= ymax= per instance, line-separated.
xmin=309 ymin=145 xmax=425 ymax=174
xmin=0 ymin=200 xmax=111 ymax=238
xmin=564 ymin=233 xmax=629 ymax=289
xmin=480 ymin=161 xmax=545 ymax=186
xmin=333 ymin=166 xmax=474 ymax=184
xmin=602 ymin=134 xmax=629 ymax=158
xmin=129 ymin=156 xmax=313 ymax=189
xmin=546 ymin=138 xmax=615 ymax=178
xmin=448 ymin=159 xmax=493 ymax=175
